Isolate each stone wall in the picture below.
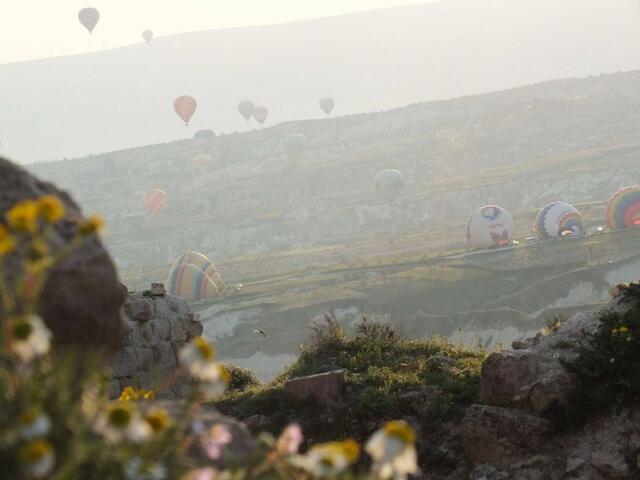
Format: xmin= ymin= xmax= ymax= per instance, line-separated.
xmin=108 ymin=290 xmax=203 ymax=398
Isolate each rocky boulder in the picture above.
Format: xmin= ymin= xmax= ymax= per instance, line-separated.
xmin=109 ymin=291 xmax=203 ymax=398
xmin=284 ymin=370 xmax=345 ymax=403
xmin=0 ymin=157 xmax=124 ymax=350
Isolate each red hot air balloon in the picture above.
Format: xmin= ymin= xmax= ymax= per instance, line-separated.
xmin=174 ymin=96 xmax=197 ymax=126
xmin=78 ymin=7 xmax=100 ymax=34
xmin=144 ymin=189 xmax=167 ymax=216
xmin=252 ymin=106 xmax=269 ymax=125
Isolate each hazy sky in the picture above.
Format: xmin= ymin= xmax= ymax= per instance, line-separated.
xmin=0 ymin=0 xmax=436 ymax=65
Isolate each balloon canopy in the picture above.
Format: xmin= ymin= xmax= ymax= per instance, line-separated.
xmin=467 ymin=205 xmax=514 ymax=249
xmin=252 ymin=106 xmax=269 ymax=125
xmin=143 ymin=189 xmax=166 ymax=216
xmin=142 ymin=30 xmax=154 ymax=43
xmin=165 ymin=251 xmax=224 ymax=301
xmin=606 ymin=186 xmax=640 ymax=230
xmin=285 ymin=134 xmax=308 ymax=156
xmin=319 ymin=97 xmax=335 ymax=115
xmin=78 ymin=7 xmax=100 ymax=34
xmin=174 ymin=96 xmax=197 ymax=125
xmin=374 ymin=169 xmax=405 ymax=202
xmin=238 ymin=100 xmax=255 ymax=121
xmin=535 ymin=202 xmax=584 ymax=240
xmin=193 ymin=129 xmax=216 ymax=140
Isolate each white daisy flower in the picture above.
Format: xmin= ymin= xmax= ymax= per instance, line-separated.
xmin=365 ymin=420 xmax=419 ymax=480
xmin=94 ymin=402 xmax=151 ymax=444
xmin=179 ymin=337 xmax=217 ymax=380
xmin=124 ymin=457 xmax=167 ymax=480
xmin=11 ymin=314 xmax=51 ymax=363
xmin=18 ymin=410 xmax=51 ymax=439
xmin=292 ymin=439 xmax=360 ymax=477
xmin=18 ymin=439 xmax=55 ymax=478
xmin=198 ymin=364 xmax=230 ymax=400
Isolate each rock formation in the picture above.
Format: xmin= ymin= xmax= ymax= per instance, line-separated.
xmin=0 ymin=157 xmax=124 ymax=350
xmin=463 ymin=293 xmax=640 ymax=479
xmin=109 ymin=290 xmax=203 ymax=398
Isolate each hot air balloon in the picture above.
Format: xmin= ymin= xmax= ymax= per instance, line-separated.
xmin=193 ymin=129 xmax=215 ymax=140
xmin=191 ymin=153 xmax=212 ymax=167
xmin=78 ymin=7 xmax=100 ymax=34
xmin=252 ymin=106 xmax=269 ymax=125
xmin=165 ymin=264 xmax=219 ymax=302
xmin=238 ymin=100 xmax=255 ymax=121
xmin=143 ymin=189 xmax=166 ymax=216
xmin=319 ymin=97 xmax=335 ymax=116
xmin=467 ymin=205 xmax=514 ymax=249
xmin=374 ymin=169 xmax=405 ymax=202
xmin=172 ymin=251 xmax=224 ymax=290
xmin=142 ymin=30 xmax=154 ymax=43
xmin=535 ymin=202 xmax=584 ymax=240
xmin=165 ymin=251 xmax=224 ymax=301
xmin=174 ymin=96 xmax=197 ymax=126
xmin=606 ymin=186 xmax=640 ymax=230
xmin=285 ymin=134 xmax=308 ymax=156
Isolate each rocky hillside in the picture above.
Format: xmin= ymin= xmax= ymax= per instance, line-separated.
xmin=215 ymin=285 xmax=640 ymax=479
xmin=26 ymin=69 xmax=640 ymax=276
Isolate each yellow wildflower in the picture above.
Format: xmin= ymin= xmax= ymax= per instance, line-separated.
xmin=18 ymin=439 xmax=55 ymax=478
xmin=37 ymin=195 xmax=65 ymax=223
xmin=0 ymin=225 xmax=15 ymax=256
xmin=294 ymin=439 xmax=360 ymax=477
xmin=119 ymin=386 xmax=156 ymax=401
xmin=366 ymin=420 xmax=419 ymax=480
xmin=78 ymin=215 xmax=105 ymax=236
xmin=7 ymin=200 xmax=38 ymax=233
xmin=145 ymin=408 xmax=173 ymax=435
xmin=611 ymin=328 xmax=619 ymax=335
xmin=25 ymin=239 xmax=52 ymax=273
xmin=618 ymin=326 xmax=629 ymax=334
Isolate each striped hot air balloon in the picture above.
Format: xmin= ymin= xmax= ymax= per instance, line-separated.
xmin=165 ymin=251 xmax=224 ymax=301
xmin=535 ymin=202 xmax=584 ymax=240
xmin=606 ymin=186 xmax=640 ymax=230
xmin=165 ymin=264 xmax=219 ymax=301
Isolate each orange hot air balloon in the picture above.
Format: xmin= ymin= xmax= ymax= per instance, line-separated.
xmin=174 ymin=96 xmax=197 ymax=125
xmin=252 ymin=106 xmax=269 ymax=125
xmin=144 ymin=189 xmax=167 ymax=216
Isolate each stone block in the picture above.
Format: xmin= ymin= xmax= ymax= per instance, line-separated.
xmin=284 ymin=370 xmax=344 ymax=403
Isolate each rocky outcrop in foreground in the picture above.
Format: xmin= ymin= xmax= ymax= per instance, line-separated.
xmin=0 ymin=157 xmax=124 ymax=349
xmin=463 ymin=294 xmax=639 ymax=480
xmin=108 ymin=290 xmax=203 ymax=398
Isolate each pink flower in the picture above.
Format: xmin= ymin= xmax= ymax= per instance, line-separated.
xmin=184 ymin=467 xmax=218 ymax=480
xmin=200 ymin=424 xmax=232 ymax=460
xmin=276 ymin=424 xmax=303 ymax=455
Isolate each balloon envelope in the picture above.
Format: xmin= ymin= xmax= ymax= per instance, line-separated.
xmin=374 ymin=169 xmax=405 ymax=202
xmin=606 ymin=186 xmax=640 ymax=229
xmin=319 ymin=97 xmax=335 ymax=115
xmin=142 ymin=30 xmax=153 ymax=43
xmin=193 ymin=129 xmax=216 ymax=140
xmin=143 ymin=189 xmax=166 ymax=216
xmin=252 ymin=106 xmax=269 ymax=125
xmin=535 ymin=202 xmax=584 ymax=239
xmin=166 ymin=264 xmax=219 ymax=302
xmin=174 ymin=96 xmax=197 ymax=125
xmin=285 ymin=134 xmax=308 ymax=156
xmin=78 ymin=7 xmax=100 ymax=33
xmin=467 ymin=205 xmax=514 ymax=248
xmin=173 ymin=251 xmax=224 ymax=290
xmin=238 ymin=100 xmax=255 ymax=121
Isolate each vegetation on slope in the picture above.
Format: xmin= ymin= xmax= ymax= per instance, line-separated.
xmin=214 ymin=314 xmax=486 ymax=473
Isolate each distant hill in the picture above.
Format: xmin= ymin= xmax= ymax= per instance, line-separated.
xmin=26 ymin=69 xmax=640 ymax=275
xmin=2 ymin=0 xmax=640 ymax=162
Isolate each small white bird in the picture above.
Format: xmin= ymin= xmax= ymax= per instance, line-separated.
xmin=253 ymin=329 xmax=266 ymax=338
